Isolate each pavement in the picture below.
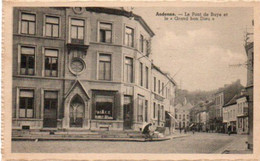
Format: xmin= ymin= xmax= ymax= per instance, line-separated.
xmin=213 ymin=134 xmax=252 ymax=154
xmin=12 ymin=129 xmax=190 ymax=142
xmin=12 ymin=132 xmax=251 ymax=153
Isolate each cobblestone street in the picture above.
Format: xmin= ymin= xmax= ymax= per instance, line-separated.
xmin=12 ymin=132 xmax=251 ymax=153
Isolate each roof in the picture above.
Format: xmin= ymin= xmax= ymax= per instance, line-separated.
xmin=152 ymin=63 xmax=177 ymax=85
xmin=85 ymin=7 xmax=155 ymax=37
xmin=223 ymin=94 xmax=238 ymax=107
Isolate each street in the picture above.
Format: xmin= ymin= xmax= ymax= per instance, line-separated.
xmin=11 ymin=133 xmax=250 ymax=153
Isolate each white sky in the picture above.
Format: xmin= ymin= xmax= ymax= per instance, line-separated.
xmin=134 ymin=7 xmax=253 ymax=91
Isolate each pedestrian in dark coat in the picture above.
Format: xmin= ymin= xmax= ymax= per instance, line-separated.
xmin=228 ymin=125 xmax=232 ymax=136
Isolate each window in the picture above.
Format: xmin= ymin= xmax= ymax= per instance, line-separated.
xmin=187 ymin=115 xmax=189 ymax=119
xmin=179 ymin=114 xmax=181 ymax=119
xmin=71 ymin=18 xmax=84 ymax=40
xmin=162 ymin=82 xmax=164 ymax=96
xmin=124 ymin=57 xmax=133 ymax=83
xmin=45 ymin=16 xmax=59 ymax=37
xmin=158 ymin=80 xmax=161 ymax=94
xmin=139 ymin=62 xmax=143 ymax=86
xmin=137 ymin=96 xmax=144 ymax=122
xmin=145 ymin=66 xmax=149 ymax=89
xmin=145 ymin=100 xmax=148 ymax=122
xmin=125 ymin=27 xmax=134 ymax=47
xmin=19 ymin=90 xmax=34 ymax=118
xmin=140 ymin=34 xmax=144 ymax=52
xmin=20 ymin=46 xmax=35 ymax=75
xmin=21 ymin=13 xmax=36 ymax=35
xmin=95 ymin=95 xmax=114 ymax=119
xmin=154 ymin=77 xmax=156 ymax=92
xmin=99 ymin=22 xmax=112 ymax=43
xmin=99 ymin=54 xmax=111 ymax=80
xmin=183 ymin=114 xmax=185 ymax=120
xmin=161 ymin=106 xmax=164 ymax=120
xmin=45 ymin=49 xmax=58 ymax=77
xmin=153 ymin=103 xmax=156 ymax=118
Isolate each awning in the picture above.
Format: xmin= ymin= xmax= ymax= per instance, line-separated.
xmin=166 ymin=112 xmax=177 ymax=122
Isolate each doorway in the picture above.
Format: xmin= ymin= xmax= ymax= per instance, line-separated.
xmin=123 ymin=96 xmax=132 ymax=130
xmin=70 ymin=95 xmax=84 ymax=128
xmin=43 ymin=91 xmax=58 ymax=128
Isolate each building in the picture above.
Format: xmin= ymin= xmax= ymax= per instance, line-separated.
xmin=12 ymin=7 xmax=176 ymax=133
xmin=245 ymin=41 xmax=253 ymax=149
xmin=213 ymin=80 xmax=243 ymax=132
xmin=174 ymin=100 xmax=192 ymax=129
xmin=151 ymin=64 xmax=177 ymax=133
xmin=236 ymin=91 xmax=249 ymax=135
xmin=223 ymin=95 xmax=239 ymax=133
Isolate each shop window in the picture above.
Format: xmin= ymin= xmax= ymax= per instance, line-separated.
xmin=137 ymin=96 xmax=144 ymax=122
xmin=20 ymin=46 xmax=35 ymax=75
xmin=19 ymin=90 xmax=34 ymax=118
xmin=125 ymin=27 xmax=134 ymax=47
xmin=71 ymin=18 xmax=84 ymax=41
xmin=45 ymin=16 xmax=59 ymax=37
xmin=21 ymin=13 xmax=36 ymax=35
xmin=45 ymin=49 xmax=58 ymax=77
xmin=99 ymin=22 xmax=112 ymax=43
xmin=124 ymin=57 xmax=133 ymax=83
xmin=99 ymin=54 xmax=111 ymax=80
xmin=95 ymin=95 xmax=114 ymax=120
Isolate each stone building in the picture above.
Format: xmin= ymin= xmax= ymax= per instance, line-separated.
xmin=245 ymin=41 xmax=253 ymax=149
xmin=223 ymin=95 xmax=239 ymax=133
xmin=213 ymin=80 xmax=243 ymax=132
xmin=12 ymin=7 xmax=176 ymax=132
xmin=174 ymin=100 xmax=192 ymax=129
xmin=236 ymin=92 xmax=249 ymax=135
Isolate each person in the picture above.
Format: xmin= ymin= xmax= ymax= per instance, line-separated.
xmin=179 ymin=127 xmax=182 ymax=133
xmin=142 ymin=123 xmax=153 ymax=139
xmin=228 ymin=125 xmax=231 ymax=136
xmin=192 ymin=127 xmax=195 ymax=134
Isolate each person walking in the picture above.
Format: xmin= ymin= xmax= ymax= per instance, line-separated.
xmin=228 ymin=125 xmax=231 ymax=136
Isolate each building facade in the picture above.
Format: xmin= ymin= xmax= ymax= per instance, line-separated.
xmin=245 ymin=41 xmax=253 ymax=149
xmin=223 ymin=95 xmax=238 ymax=133
xmin=12 ymin=7 xmax=176 ymax=132
xmin=175 ymin=102 xmax=192 ymax=129
xmin=236 ymin=94 xmax=249 ymax=135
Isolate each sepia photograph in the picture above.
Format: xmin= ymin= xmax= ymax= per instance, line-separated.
xmin=2 ymin=3 xmax=259 ymax=160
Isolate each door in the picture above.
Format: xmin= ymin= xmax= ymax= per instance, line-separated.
xmin=70 ymin=95 xmax=84 ymax=128
xmin=123 ymin=96 xmax=132 ymax=129
xmin=43 ymin=91 xmax=58 ymax=128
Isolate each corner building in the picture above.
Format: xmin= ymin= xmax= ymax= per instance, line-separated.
xmin=12 ymin=7 xmax=176 ymax=132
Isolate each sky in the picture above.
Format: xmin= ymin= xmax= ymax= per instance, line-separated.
xmin=134 ymin=7 xmax=253 ymax=91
